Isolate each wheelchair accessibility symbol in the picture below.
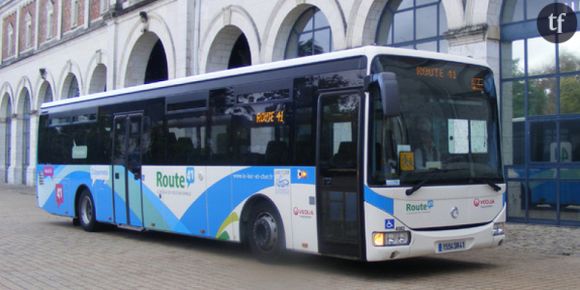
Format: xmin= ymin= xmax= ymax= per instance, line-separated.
xmin=385 ymin=219 xmax=395 ymax=230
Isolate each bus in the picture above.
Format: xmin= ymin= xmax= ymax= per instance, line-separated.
xmin=36 ymin=46 xmax=505 ymax=262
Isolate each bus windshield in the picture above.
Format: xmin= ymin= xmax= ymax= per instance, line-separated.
xmin=369 ymin=55 xmax=503 ymax=187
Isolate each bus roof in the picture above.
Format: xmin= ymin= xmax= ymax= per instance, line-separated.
xmin=41 ymin=46 xmax=490 ymax=110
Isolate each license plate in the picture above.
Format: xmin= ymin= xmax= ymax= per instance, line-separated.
xmin=436 ymin=240 xmax=466 ymax=253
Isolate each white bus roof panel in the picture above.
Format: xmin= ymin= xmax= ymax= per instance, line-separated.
xmin=41 ymin=46 xmax=490 ymax=110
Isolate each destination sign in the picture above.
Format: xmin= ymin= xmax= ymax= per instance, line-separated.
xmin=416 ymin=66 xmax=457 ymax=80
xmin=255 ymin=110 xmax=285 ymax=124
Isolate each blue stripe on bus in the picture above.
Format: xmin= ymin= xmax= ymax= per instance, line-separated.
xmin=364 ymin=186 xmax=394 ymax=215
xmin=39 ymin=165 xmax=316 ymax=238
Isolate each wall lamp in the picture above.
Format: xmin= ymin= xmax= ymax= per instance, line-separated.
xmin=139 ymin=11 xmax=148 ymax=23
xmin=39 ymin=68 xmax=47 ymax=80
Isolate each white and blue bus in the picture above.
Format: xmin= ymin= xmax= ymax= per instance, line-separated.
xmin=37 ymin=46 xmax=505 ymax=261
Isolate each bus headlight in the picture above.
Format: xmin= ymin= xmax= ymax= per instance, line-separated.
xmin=493 ymin=222 xmax=505 ymax=236
xmin=372 ymin=231 xmax=411 ymax=247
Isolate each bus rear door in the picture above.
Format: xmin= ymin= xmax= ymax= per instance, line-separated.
xmin=112 ymin=113 xmax=144 ymax=228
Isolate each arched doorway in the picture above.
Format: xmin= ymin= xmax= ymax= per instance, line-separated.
xmin=228 ymin=34 xmax=251 ymax=69
xmin=39 ymin=81 xmax=53 ymax=104
xmin=1 ymin=94 xmax=11 ymax=183
xmin=18 ymin=89 xmax=31 ymax=185
xmin=62 ymin=73 xmax=80 ymax=99
xmin=206 ymin=26 xmax=252 ymax=73
xmin=89 ymin=64 xmax=107 ymax=94
xmin=125 ymin=32 xmax=168 ymax=87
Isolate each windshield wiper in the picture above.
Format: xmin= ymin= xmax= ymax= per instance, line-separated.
xmin=471 ymin=178 xmax=502 ymax=192
xmin=405 ymin=169 xmax=464 ymax=196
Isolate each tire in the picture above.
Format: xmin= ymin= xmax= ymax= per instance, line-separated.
xmin=77 ymin=189 xmax=99 ymax=232
xmin=247 ymin=201 xmax=285 ymax=262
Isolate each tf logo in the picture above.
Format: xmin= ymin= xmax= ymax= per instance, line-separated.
xmin=55 ymin=184 xmax=64 ymax=207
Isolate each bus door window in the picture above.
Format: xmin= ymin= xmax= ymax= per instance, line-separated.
xmin=127 ymin=116 xmax=142 ymax=176
xmin=113 ymin=118 xmax=127 ymax=165
xmin=317 ymin=92 xmax=361 ymax=253
xmin=319 ymin=94 xmax=359 ymax=171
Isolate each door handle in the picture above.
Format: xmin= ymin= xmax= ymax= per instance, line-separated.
xmin=323 ymin=177 xmax=333 ymax=185
xmin=115 ymin=172 xmax=120 ymax=179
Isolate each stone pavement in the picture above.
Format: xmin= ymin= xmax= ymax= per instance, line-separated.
xmin=1 ymin=184 xmax=579 ymax=289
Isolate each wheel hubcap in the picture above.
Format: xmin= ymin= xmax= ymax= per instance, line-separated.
xmin=253 ymin=213 xmax=278 ymax=251
xmin=81 ymin=196 xmax=92 ymax=225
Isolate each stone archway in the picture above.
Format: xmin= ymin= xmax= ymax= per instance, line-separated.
xmin=61 ymin=73 xmax=80 ymax=99
xmin=16 ymin=88 xmax=31 ymax=185
xmin=125 ymin=31 xmax=168 ymax=87
xmin=228 ymin=34 xmax=251 ymax=70
xmin=38 ymin=81 xmax=53 ymax=105
xmin=262 ymin=0 xmax=347 ymax=62
xmin=206 ymin=26 xmax=252 ymax=73
xmin=88 ymin=64 xmax=107 ymax=94
xmin=0 ymin=94 xmax=12 ymax=183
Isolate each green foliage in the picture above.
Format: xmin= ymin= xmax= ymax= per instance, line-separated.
xmin=507 ymin=51 xmax=580 ymax=116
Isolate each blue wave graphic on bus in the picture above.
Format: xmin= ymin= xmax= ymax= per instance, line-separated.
xmin=38 ymin=165 xmax=315 ymax=239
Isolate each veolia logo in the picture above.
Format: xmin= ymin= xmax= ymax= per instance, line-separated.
xmin=156 ymin=167 xmax=195 ymax=189
xmin=473 ymin=198 xmax=495 ymax=208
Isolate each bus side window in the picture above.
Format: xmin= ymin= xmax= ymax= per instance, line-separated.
xmin=293 ymin=77 xmax=316 ymax=166
xmin=209 ymin=88 xmax=234 ymax=165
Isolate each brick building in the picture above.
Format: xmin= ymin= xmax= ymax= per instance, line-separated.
xmin=0 ymin=0 xmax=579 ymax=226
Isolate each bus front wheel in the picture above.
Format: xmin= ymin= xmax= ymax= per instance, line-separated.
xmin=248 ymin=201 xmax=285 ymax=261
xmin=77 ymin=190 xmax=99 ymax=232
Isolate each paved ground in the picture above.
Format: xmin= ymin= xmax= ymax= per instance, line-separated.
xmin=1 ymin=184 xmax=579 ymax=289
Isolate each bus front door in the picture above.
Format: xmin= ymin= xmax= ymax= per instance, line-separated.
xmin=316 ymin=91 xmax=362 ymax=259
xmin=112 ymin=114 xmax=144 ymax=228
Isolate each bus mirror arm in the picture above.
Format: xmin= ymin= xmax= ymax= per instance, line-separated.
xmin=366 ymin=72 xmax=400 ymax=117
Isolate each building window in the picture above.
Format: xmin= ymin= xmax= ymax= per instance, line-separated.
xmin=71 ymin=0 xmax=79 ymax=27
xmin=7 ymin=23 xmax=14 ymax=56
xmin=24 ymin=12 xmax=32 ymax=49
xmin=285 ymin=7 xmax=332 ymax=59
xmin=376 ymin=0 xmax=448 ymax=52
xmin=47 ymin=0 xmax=54 ymax=39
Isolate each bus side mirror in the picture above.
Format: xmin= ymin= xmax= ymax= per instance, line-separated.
xmin=370 ymin=72 xmax=400 ymax=117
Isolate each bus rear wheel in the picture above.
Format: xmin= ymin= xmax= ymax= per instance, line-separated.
xmin=77 ymin=190 xmax=99 ymax=232
xmin=248 ymin=201 xmax=285 ymax=261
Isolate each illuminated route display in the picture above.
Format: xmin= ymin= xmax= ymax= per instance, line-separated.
xmin=416 ymin=66 xmax=457 ymax=80
xmin=255 ymin=110 xmax=285 ymax=124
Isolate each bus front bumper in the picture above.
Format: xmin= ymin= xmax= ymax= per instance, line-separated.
xmin=365 ymin=209 xmax=506 ymax=262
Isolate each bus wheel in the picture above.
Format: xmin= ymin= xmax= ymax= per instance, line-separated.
xmin=248 ymin=201 xmax=285 ymax=261
xmin=78 ymin=190 xmax=98 ymax=232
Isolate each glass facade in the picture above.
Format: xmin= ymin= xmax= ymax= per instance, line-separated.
xmin=376 ymin=0 xmax=448 ymax=52
xmin=285 ymin=7 xmax=332 ymax=59
xmin=501 ymin=0 xmax=580 ymax=225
